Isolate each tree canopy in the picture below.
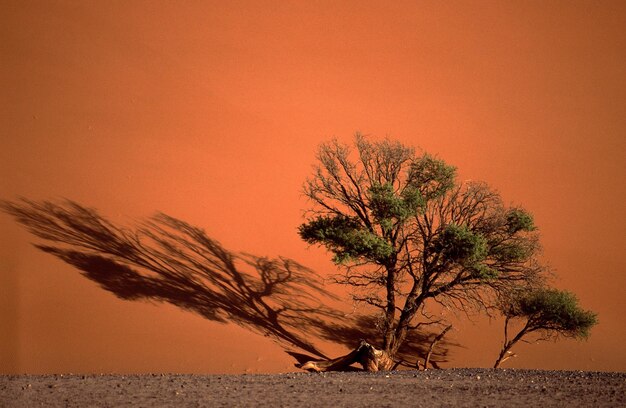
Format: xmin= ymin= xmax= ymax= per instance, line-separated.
xmin=503 ymin=288 xmax=597 ymax=339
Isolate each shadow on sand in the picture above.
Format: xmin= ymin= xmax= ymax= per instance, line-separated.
xmin=2 ymin=198 xmax=452 ymax=368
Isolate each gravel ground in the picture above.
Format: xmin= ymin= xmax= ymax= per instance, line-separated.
xmin=1 ymin=369 xmax=625 ymax=407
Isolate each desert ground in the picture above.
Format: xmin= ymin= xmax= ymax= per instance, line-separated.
xmin=1 ymin=368 xmax=624 ymax=407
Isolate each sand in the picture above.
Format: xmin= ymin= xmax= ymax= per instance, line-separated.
xmin=1 ymin=368 xmax=624 ymax=407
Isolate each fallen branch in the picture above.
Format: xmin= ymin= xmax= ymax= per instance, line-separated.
xmin=296 ymin=340 xmax=394 ymax=372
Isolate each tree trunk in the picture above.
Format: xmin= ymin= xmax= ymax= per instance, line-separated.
xmin=493 ymin=348 xmax=516 ymax=369
xmin=494 ymin=319 xmax=528 ymax=368
xmin=382 ymin=264 xmax=398 ymax=351
xmin=494 ymin=341 xmax=514 ymax=368
xmin=297 ymin=340 xmax=394 ymax=372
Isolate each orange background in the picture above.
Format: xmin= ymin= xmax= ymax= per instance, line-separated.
xmin=1 ymin=0 xmax=625 ymax=373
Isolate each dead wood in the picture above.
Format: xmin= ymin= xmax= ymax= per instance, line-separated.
xmin=296 ymin=340 xmax=394 ymax=372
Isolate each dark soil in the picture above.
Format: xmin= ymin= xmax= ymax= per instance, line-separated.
xmin=1 ymin=369 xmax=624 ymax=407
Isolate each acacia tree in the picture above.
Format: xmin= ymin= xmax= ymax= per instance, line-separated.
xmin=494 ymin=288 xmax=597 ymax=368
xmin=297 ymin=135 xmax=544 ymax=371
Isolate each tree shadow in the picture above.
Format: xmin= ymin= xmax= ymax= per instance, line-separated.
xmin=2 ymin=198 xmax=453 ymax=368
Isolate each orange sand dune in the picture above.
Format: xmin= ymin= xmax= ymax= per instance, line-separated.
xmin=1 ymin=1 xmax=625 ymax=373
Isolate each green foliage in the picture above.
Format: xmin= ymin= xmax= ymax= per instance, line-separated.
xmin=407 ymin=154 xmax=456 ymax=200
xmin=369 ymin=183 xmax=424 ymax=232
xmin=400 ymin=186 xmax=425 ymax=213
xmin=506 ymin=208 xmax=535 ymax=233
xmin=506 ymin=288 xmax=598 ymax=339
xmin=491 ymin=242 xmax=531 ymax=263
xmin=470 ymin=263 xmax=499 ymax=280
xmin=435 ymin=224 xmax=488 ymax=264
xmin=298 ymin=215 xmax=394 ymax=264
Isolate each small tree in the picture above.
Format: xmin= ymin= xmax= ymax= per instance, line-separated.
xmin=298 ymin=135 xmax=544 ymax=371
xmin=494 ymin=288 xmax=598 ymax=368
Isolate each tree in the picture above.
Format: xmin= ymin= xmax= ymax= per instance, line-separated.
xmin=494 ymin=287 xmax=598 ymax=368
xmin=297 ymin=135 xmax=544 ymax=371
